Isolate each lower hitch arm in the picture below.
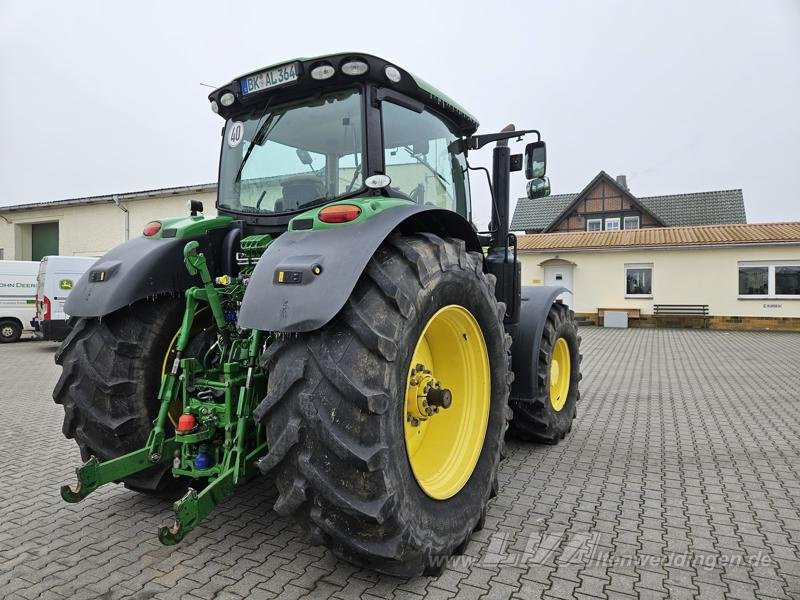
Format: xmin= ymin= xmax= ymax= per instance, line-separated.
xmin=158 ymin=471 xmax=235 ymax=545
xmin=60 ymin=441 xmax=177 ymax=503
xmin=60 ymin=456 xmax=102 ymax=503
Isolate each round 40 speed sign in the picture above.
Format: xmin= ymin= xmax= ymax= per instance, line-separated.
xmin=227 ymin=122 xmax=244 ymax=148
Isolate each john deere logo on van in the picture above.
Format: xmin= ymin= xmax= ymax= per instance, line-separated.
xmin=59 ymin=279 xmax=74 ymax=290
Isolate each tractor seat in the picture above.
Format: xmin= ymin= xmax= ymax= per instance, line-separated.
xmin=279 ymin=176 xmax=325 ymax=210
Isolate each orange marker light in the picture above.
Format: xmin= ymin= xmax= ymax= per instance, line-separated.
xmin=318 ymin=204 xmax=362 ymax=224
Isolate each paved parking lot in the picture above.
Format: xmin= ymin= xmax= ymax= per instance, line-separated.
xmin=1 ymin=327 xmax=799 ymax=599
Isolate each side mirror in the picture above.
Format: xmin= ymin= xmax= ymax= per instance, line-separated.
xmin=188 ymin=199 xmax=204 ymax=216
xmin=527 ymin=177 xmax=551 ymax=200
xmin=524 ymin=141 xmax=546 ymax=179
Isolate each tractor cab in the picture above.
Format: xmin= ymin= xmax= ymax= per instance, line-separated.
xmin=209 ymin=53 xmax=478 ymax=232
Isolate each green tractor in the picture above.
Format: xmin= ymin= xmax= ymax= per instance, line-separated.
xmin=55 ymin=53 xmax=581 ymax=576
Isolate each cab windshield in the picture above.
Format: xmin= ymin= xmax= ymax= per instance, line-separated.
xmin=218 ymin=89 xmax=364 ymax=214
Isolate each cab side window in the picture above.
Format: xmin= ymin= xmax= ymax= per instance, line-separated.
xmin=381 ymin=101 xmax=470 ymax=216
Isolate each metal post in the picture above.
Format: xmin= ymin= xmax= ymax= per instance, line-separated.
xmin=490 ymin=146 xmax=511 ymax=248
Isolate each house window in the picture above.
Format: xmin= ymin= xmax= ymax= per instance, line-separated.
xmin=776 ymin=266 xmax=800 ymax=295
xmin=738 ymin=266 xmax=768 ymax=295
xmin=605 ymin=217 xmax=621 ymax=231
xmin=625 ymin=263 xmax=653 ymax=297
xmin=586 ymin=219 xmax=602 ymax=232
xmin=623 ymin=216 xmax=640 ymax=230
xmin=738 ymin=261 xmax=800 ymax=298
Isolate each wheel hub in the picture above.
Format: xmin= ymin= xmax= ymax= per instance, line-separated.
xmin=406 ymin=363 xmax=453 ymax=426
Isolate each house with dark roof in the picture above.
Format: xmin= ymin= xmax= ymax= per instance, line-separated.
xmin=511 ymin=171 xmax=746 ymax=233
xmin=510 ymin=172 xmax=800 ymax=331
xmin=516 ymin=220 xmax=800 ymax=331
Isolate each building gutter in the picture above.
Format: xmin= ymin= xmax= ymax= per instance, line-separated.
xmin=519 ymin=241 xmax=800 ymax=253
xmin=113 ymin=195 xmax=129 ymax=241
xmin=0 ymin=183 xmax=217 ymax=214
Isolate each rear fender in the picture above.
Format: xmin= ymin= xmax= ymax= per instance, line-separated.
xmin=506 ymin=286 xmax=569 ymax=402
xmin=238 ymin=204 xmax=480 ymax=332
xmin=64 ymin=234 xmax=224 ymax=318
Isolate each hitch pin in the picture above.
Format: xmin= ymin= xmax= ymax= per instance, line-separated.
xmin=171 ymin=351 xmax=183 ymax=376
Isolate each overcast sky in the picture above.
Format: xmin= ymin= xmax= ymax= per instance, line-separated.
xmin=1 ymin=0 xmax=798 ymax=227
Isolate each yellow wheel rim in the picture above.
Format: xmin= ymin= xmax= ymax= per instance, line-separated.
xmin=549 ymin=337 xmax=571 ymax=412
xmin=404 ymin=305 xmax=490 ymax=500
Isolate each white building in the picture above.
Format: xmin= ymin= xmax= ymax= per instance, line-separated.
xmin=3 ymin=181 xmax=798 ymax=331
xmin=0 ymin=184 xmax=217 ymax=261
xmin=518 ymin=222 xmax=800 ymax=330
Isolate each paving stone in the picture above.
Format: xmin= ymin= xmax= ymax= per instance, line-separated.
xmin=2 ymin=329 xmax=799 ymax=599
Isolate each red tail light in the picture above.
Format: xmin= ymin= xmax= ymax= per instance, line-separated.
xmin=143 ymin=221 xmax=162 ymax=236
xmin=43 ymin=296 xmax=51 ymax=321
xmin=318 ymin=204 xmax=362 ymax=224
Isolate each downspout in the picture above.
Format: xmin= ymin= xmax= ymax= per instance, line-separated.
xmin=113 ymin=194 xmax=129 ymax=241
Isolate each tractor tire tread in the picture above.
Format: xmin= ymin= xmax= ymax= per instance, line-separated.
xmin=509 ymin=302 xmax=581 ymax=444
xmin=52 ymin=297 xmax=185 ymax=492
xmin=255 ymin=233 xmax=509 ymax=576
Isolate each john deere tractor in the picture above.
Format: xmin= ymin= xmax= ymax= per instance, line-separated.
xmin=55 ymin=53 xmax=581 ymax=576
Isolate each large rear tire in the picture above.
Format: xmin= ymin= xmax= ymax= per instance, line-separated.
xmin=509 ymin=303 xmax=581 ymax=443
xmin=254 ymin=233 xmax=511 ymax=576
xmin=53 ymin=297 xmax=186 ymax=492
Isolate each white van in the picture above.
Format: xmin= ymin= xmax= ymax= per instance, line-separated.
xmin=33 ymin=256 xmax=98 ymax=342
xmin=0 ymin=260 xmax=39 ymax=343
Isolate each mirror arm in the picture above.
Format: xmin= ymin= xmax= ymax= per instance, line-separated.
xmin=466 ymin=129 xmax=540 ymax=151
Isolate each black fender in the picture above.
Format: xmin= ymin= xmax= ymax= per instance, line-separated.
xmin=238 ymin=204 xmax=481 ymax=332
xmin=64 ymin=234 xmax=222 ymax=318
xmin=505 ymin=285 xmax=569 ymax=402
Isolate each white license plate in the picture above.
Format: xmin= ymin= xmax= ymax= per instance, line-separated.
xmin=240 ymin=63 xmax=299 ymax=96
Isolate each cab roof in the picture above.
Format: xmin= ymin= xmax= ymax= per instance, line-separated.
xmin=209 ymin=52 xmax=479 ymax=136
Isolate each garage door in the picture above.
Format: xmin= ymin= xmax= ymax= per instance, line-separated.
xmin=32 ymin=222 xmax=59 ymax=261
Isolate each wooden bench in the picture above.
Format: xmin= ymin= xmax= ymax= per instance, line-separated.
xmin=653 ymin=304 xmax=709 ymax=328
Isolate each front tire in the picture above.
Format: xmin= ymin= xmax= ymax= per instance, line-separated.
xmin=0 ymin=319 xmax=22 ymax=343
xmin=255 ymin=233 xmax=511 ymax=576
